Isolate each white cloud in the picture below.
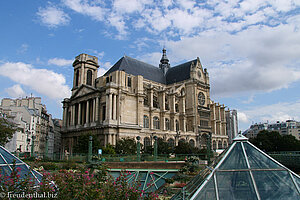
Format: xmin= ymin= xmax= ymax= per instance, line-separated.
xmin=63 ymin=0 xmax=107 ymax=21
xmin=240 ymin=100 xmax=300 ymax=125
xmin=237 ymin=112 xmax=249 ymax=123
xmin=37 ymin=5 xmax=70 ymax=28
xmin=48 ymin=58 xmax=73 ymax=66
xmin=17 ymin=44 xmax=29 ymax=54
xmin=5 ymin=85 xmax=26 ymax=98
xmin=0 ymin=62 xmax=71 ymax=100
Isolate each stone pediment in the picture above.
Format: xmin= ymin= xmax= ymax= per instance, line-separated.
xmin=71 ymin=85 xmax=98 ymax=99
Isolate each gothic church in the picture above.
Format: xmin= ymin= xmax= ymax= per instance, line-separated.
xmin=62 ymin=49 xmax=229 ymax=153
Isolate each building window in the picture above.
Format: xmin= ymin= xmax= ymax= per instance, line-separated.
xmin=143 ymin=115 xmax=149 ymax=128
xmin=213 ymin=140 xmax=217 ymax=150
xmin=165 ymin=97 xmax=169 ymax=110
xmin=102 ymin=105 xmax=106 ymax=121
xmin=127 ymin=76 xmax=131 ymax=87
xmin=87 ymin=70 xmax=92 ymax=86
xmin=153 ymin=92 xmax=159 ymax=108
xmin=175 ymin=104 xmax=179 ymax=112
xmin=106 ymin=77 xmax=110 ymax=84
xmin=153 ymin=116 xmax=160 ymax=129
xmin=165 ymin=118 xmax=170 ymax=130
xmin=189 ymin=139 xmax=195 ymax=147
xmin=75 ymin=70 xmax=79 ymax=86
xmin=218 ymin=140 xmax=222 ymax=149
xmin=175 ymin=120 xmax=179 ymax=132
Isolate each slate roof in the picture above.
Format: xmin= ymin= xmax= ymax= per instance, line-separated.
xmin=104 ymin=56 xmax=196 ymax=85
xmin=166 ymin=59 xmax=197 ymax=84
xmin=104 ymin=56 xmax=165 ymax=84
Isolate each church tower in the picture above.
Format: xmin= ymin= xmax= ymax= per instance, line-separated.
xmin=159 ymin=48 xmax=170 ymax=75
xmin=72 ymin=53 xmax=99 ymax=94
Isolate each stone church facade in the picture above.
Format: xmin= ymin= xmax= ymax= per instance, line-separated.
xmin=61 ymin=50 xmax=229 ymax=154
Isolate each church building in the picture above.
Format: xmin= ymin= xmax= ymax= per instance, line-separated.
xmin=61 ymin=49 xmax=229 ymax=154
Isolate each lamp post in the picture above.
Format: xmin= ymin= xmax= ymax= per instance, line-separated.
xmin=31 ymin=135 xmax=36 ymax=157
xmin=153 ymin=136 xmax=158 ymax=161
xmin=45 ymin=134 xmax=49 ymax=159
xmin=136 ymin=136 xmax=141 ymax=162
xmin=88 ymin=136 xmax=93 ymax=163
xmin=206 ymin=133 xmax=212 ymax=165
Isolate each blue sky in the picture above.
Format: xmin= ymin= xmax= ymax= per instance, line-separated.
xmin=1 ymin=0 xmax=300 ymax=131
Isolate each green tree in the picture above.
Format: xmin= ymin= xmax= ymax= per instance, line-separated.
xmin=115 ymin=137 xmax=136 ymax=154
xmin=102 ymin=144 xmax=116 ymax=154
xmin=250 ymin=130 xmax=300 ymax=152
xmin=73 ymin=134 xmax=101 ymax=154
xmin=157 ymin=138 xmax=172 ymax=155
xmin=0 ymin=117 xmax=17 ymax=146
xmin=174 ymin=141 xmax=199 ymax=154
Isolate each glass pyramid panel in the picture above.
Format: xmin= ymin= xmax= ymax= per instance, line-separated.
xmin=253 ymin=171 xmax=300 ymax=200
xmin=0 ymin=147 xmax=22 ymax=164
xmin=243 ymin=143 xmax=283 ymax=169
xmin=219 ymin=142 xmax=248 ymax=170
xmin=194 ymin=176 xmax=216 ymax=200
xmin=0 ymin=154 xmax=5 ymax=164
xmin=216 ymin=171 xmax=258 ymax=200
xmin=0 ymin=146 xmax=42 ymax=184
xmin=292 ymin=174 xmax=300 ymax=189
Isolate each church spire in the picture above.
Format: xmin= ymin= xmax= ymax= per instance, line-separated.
xmin=159 ymin=48 xmax=170 ymax=75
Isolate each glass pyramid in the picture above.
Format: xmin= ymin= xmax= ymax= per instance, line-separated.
xmin=0 ymin=146 xmax=42 ymax=184
xmin=172 ymin=134 xmax=300 ymax=200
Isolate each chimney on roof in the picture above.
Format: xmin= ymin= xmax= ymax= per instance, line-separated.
xmin=159 ymin=48 xmax=170 ymax=75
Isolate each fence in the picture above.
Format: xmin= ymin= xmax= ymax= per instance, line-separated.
xmin=16 ymin=152 xmax=211 ymax=163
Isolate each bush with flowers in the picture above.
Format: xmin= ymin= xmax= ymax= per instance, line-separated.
xmin=0 ymin=163 xmax=159 ymax=200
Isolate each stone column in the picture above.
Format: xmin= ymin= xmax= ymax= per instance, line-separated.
xmin=108 ymin=134 xmax=112 ymax=144
xmin=161 ymin=92 xmax=165 ymax=111
xmin=92 ymin=98 xmax=96 ymax=122
xmin=106 ymin=93 xmax=112 ymax=120
xmin=95 ymin=97 xmax=99 ymax=122
xmin=72 ymin=105 xmax=76 ymax=126
xmin=78 ymin=103 xmax=81 ymax=125
xmin=113 ymin=94 xmax=117 ymax=120
xmin=149 ymin=89 xmax=153 ymax=108
xmin=63 ymin=107 xmax=67 ymax=127
xmin=86 ymin=100 xmax=90 ymax=123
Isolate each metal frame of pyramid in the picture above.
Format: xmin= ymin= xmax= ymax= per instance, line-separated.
xmin=0 ymin=146 xmax=43 ymax=184
xmin=173 ymin=134 xmax=300 ymax=200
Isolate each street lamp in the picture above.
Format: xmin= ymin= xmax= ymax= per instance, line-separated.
xmin=153 ymin=136 xmax=158 ymax=161
xmin=136 ymin=136 xmax=141 ymax=162
xmin=31 ymin=135 xmax=36 ymax=157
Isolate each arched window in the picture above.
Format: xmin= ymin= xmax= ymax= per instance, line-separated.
xmin=213 ymin=140 xmax=217 ymax=150
xmin=167 ymin=138 xmax=175 ymax=148
xmin=87 ymin=70 xmax=92 ymax=86
xmin=175 ymin=120 xmax=179 ymax=132
xmin=189 ymin=139 xmax=195 ymax=147
xmin=75 ymin=70 xmax=79 ymax=86
xmin=179 ymin=138 xmax=185 ymax=144
xmin=165 ymin=118 xmax=170 ymax=130
xmin=143 ymin=115 xmax=149 ymax=128
xmin=218 ymin=140 xmax=222 ymax=149
xmin=153 ymin=116 xmax=160 ymax=129
xmin=223 ymin=141 xmax=227 ymax=149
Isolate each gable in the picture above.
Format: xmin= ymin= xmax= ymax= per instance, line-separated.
xmin=71 ymin=85 xmax=98 ymax=99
